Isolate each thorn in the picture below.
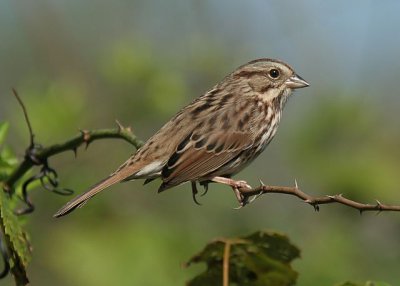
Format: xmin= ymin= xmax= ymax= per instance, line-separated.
xmin=304 ymin=199 xmax=319 ymax=211
xmin=248 ymin=196 xmax=256 ymax=204
xmin=294 ymin=179 xmax=299 ymax=189
xmin=80 ymin=129 xmax=90 ymax=140
xmin=259 ymin=179 xmax=265 ymax=187
xmin=115 ymin=119 xmax=124 ymax=132
xmin=248 ymin=190 xmax=264 ymax=204
xmin=375 ymin=200 xmax=383 ymax=214
xmin=72 ymin=147 xmax=78 ymax=158
xmin=80 ymin=129 xmax=91 ymax=149
xmin=359 ymin=209 xmax=363 ymax=215
xmin=327 ymin=195 xmax=335 ymax=199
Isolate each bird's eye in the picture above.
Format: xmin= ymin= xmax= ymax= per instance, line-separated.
xmin=269 ymin=69 xmax=280 ymax=79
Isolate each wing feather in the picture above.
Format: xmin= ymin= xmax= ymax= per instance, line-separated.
xmin=160 ymin=131 xmax=253 ymax=190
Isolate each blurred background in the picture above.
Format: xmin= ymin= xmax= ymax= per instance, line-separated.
xmin=1 ymin=0 xmax=400 ymax=285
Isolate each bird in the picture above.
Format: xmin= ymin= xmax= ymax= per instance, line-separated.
xmin=54 ymin=58 xmax=309 ymax=217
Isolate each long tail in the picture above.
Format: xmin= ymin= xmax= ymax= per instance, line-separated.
xmin=54 ymin=172 xmax=130 ymax=218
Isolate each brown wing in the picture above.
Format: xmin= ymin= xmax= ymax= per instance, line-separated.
xmin=159 ymin=130 xmax=253 ymax=191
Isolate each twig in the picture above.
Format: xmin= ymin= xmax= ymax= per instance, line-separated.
xmin=12 ymin=89 xmax=34 ymax=147
xmin=222 ymin=240 xmax=231 ymax=286
xmin=4 ymin=126 xmax=143 ymax=193
xmin=239 ymin=182 xmax=400 ymax=213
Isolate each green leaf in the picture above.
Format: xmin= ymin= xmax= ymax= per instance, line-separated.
xmin=0 ymin=146 xmax=18 ymax=168
xmin=185 ymin=230 xmax=300 ymax=286
xmin=0 ymin=123 xmax=18 ymax=182
xmin=0 ymin=189 xmax=31 ymax=267
xmin=0 ymin=122 xmax=9 ymax=146
xmin=335 ymin=282 xmax=392 ymax=286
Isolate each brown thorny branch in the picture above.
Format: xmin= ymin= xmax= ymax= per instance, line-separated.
xmin=0 ymin=90 xmax=143 ymax=284
xmin=2 ymin=90 xmax=400 ymax=285
xmin=238 ymin=180 xmax=400 ymax=213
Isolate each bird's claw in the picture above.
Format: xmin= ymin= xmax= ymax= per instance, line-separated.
xmin=232 ymin=187 xmax=250 ymax=210
xmin=233 ymin=204 xmax=244 ymax=210
xmin=200 ymin=182 xmax=209 ymax=196
xmin=191 ymin=181 xmax=202 ymax=205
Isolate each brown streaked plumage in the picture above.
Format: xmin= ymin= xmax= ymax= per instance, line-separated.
xmin=54 ymin=58 xmax=309 ymax=217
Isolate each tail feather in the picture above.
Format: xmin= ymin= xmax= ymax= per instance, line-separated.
xmin=54 ymin=173 xmax=129 ymax=218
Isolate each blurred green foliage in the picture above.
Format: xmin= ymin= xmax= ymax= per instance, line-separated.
xmin=100 ymin=43 xmax=188 ymax=119
xmin=289 ymin=96 xmax=400 ymax=200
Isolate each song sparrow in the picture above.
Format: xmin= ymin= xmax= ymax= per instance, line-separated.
xmin=54 ymin=58 xmax=309 ymax=217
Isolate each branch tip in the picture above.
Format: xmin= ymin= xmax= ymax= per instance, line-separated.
xmin=12 ymin=88 xmax=35 ymax=147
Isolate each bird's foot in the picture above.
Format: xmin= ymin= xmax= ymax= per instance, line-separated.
xmin=210 ymin=176 xmax=252 ymax=208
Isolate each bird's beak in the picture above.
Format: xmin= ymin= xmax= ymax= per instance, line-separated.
xmin=285 ymin=74 xmax=309 ymax=89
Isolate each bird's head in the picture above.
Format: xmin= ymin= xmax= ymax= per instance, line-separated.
xmin=231 ymin=58 xmax=309 ymax=107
